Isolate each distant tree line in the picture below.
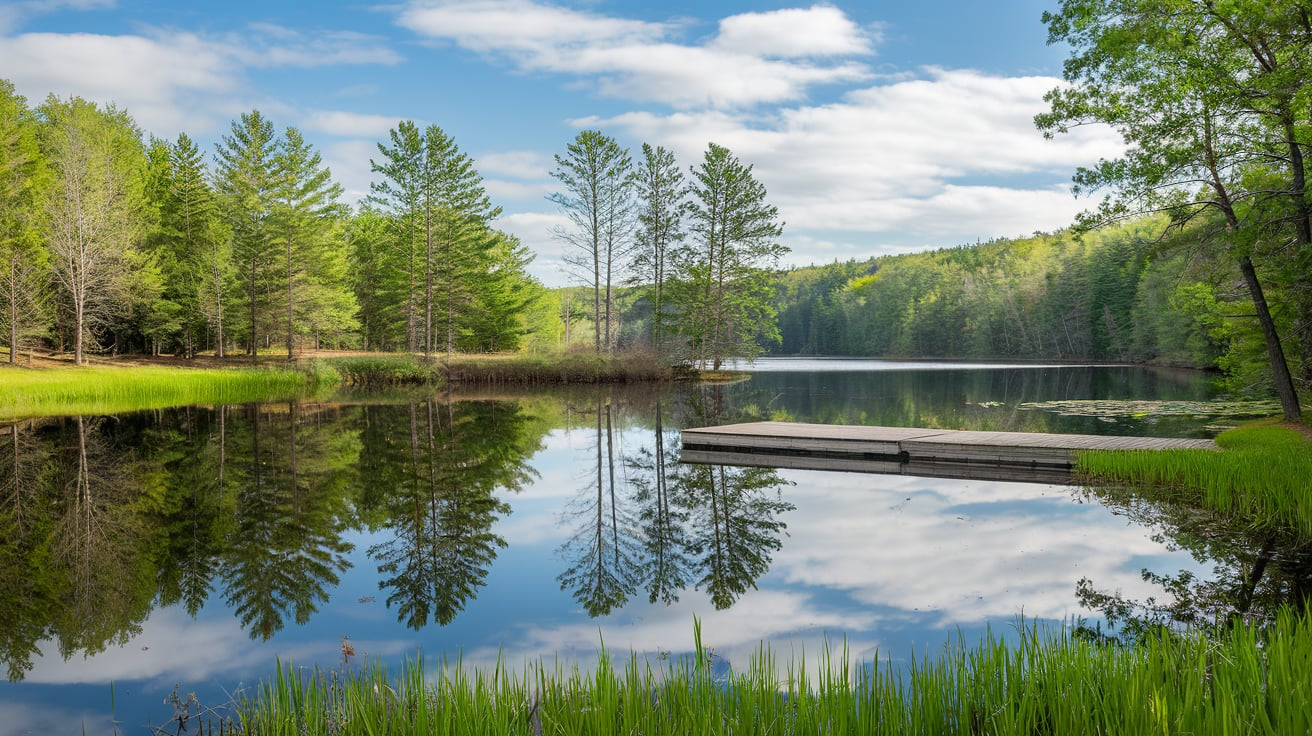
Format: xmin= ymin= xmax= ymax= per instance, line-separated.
xmin=0 ymin=81 xmax=786 ymax=369
xmin=763 ymin=221 xmax=1241 ymax=371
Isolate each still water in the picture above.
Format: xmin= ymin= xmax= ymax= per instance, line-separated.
xmin=0 ymin=361 xmax=1272 ymax=732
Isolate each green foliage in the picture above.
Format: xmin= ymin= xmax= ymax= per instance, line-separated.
xmin=38 ymin=95 xmax=150 ymax=363
xmin=672 ymin=143 xmax=786 ymax=370
xmin=320 ymin=355 xmax=441 ymax=386
xmin=767 ymin=225 xmax=1217 ymax=363
xmin=1078 ymin=422 xmax=1312 ymax=536
xmin=0 ymin=81 xmax=49 ymax=364
xmin=237 ymin=610 xmax=1312 ymax=735
xmin=440 ymin=352 xmax=673 ymax=385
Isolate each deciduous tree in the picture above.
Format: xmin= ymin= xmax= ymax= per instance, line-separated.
xmin=39 ymin=96 xmax=147 ymax=364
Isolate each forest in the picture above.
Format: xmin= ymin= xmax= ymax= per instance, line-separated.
xmin=0 ymin=82 xmax=784 ymax=371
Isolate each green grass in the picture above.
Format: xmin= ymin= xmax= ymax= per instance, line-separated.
xmin=0 ymin=364 xmax=326 ymax=420
xmin=235 ymin=611 xmax=1312 ymax=735
xmin=320 ymin=355 xmax=443 ymax=386
xmin=1076 ymin=421 xmax=1312 ymax=535
xmin=441 ymin=351 xmax=675 ymax=385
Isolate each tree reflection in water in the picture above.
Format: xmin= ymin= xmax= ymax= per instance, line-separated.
xmin=365 ymin=398 xmax=537 ymax=629
xmin=558 ymin=384 xmax=795 ymax=616
xmin=1076 ymin=483 xmax=1312 ymax=642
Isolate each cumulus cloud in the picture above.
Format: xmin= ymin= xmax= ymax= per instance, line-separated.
xmin=0 ymin=25 xmax=399 ymax=137
xmin=394 ymin=1 xmax=876 ymax=108
xmin=582 ymin=67 xmax=1123 ymax=267
xmin=710 ymin=5 xmax=876 ymax=58
xmin=301 ymin=110 xmax=405 ymax=137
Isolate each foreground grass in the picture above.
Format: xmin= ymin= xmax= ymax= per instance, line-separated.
xmin=0 ymin=364 xmax=324 ymax=420
xmin=1077 ymin=421 xmax=1312 ymax=536
xmin=236 ymin=611 xmax=1312 ymax=735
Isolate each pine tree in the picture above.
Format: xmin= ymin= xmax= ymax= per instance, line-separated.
xmin=673 ymin=143 xmax=785 ymax=370
xmin=214 ymin=110 xmax=279 ymax=358
xmin=0 ymin=81 xmax=47 ymax=364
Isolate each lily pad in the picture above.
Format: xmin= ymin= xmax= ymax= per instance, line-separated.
xmin=1016 ymin=399 xmax=1281 ymax=418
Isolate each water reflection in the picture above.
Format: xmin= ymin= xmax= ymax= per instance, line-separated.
xmin=1076 ymin=484 xmax=1312 ymax=641
xmin=363 ymin=399 xmax=536 ymax=628
xmin=556 ymin=387 xmax=796 ymax=616
xmin=0 ymin=364 xmax=1244 ymax=730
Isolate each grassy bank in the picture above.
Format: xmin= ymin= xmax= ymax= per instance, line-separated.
xmin=440 ymin=351 xmax=676 ymax=385
xmin=0 ymin=364 xmax=325 ymax=420
xmin=319 ymin=354 xmax=443 ymax=386
xmin=1076 ymin=421 xmax=1312 ymax=536
xmin=236 ymin=611 xmax=1311 ymax=735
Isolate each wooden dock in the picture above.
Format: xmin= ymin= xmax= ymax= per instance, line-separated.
xmin=679 ymin=421 xmax=1216 ymax=484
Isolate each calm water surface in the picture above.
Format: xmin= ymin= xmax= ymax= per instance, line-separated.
xmin=0 ymin=361 xmax=1266 ymax=732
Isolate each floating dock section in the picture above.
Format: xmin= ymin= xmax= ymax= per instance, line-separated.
xmin=679 ymin=421 xmax=1217 ymax=484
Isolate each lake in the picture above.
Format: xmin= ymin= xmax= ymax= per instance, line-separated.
xmin=0 ymin=360 xmax=1274 ymax=732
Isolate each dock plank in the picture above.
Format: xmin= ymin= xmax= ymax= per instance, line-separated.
xmin=680 ymin=421 xmax=1216 ymax=483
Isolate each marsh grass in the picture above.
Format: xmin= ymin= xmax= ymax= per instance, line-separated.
xmin=0 ymin=364 xmax=321 ymax=420
xmin=441 ymin=351 xmax=675 ymax=385
xmin=1077 ymin=421 xmax=1312 ymax=535
xmin=237 ymin=611 xmax=1312 ymax=735
xmin=320 ymin=355 xmax=442 ymax=386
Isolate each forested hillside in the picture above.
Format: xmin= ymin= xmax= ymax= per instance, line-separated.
xmin=765 ymin=218 xmax=1291 ymax=388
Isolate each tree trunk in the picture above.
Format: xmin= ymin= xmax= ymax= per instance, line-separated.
xmin=286 ymin=233 xmax=294 ymax=361
xmin=1239 ymin=254 xmax=1302 ymax=420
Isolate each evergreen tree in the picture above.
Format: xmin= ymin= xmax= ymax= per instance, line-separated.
xmin=0 ymin=81 xmax=47 ymax=364
xmin=214 ymin=110 xmax=279 ymax=358
xmin=271 ymin=127 xmax=352 ymax=357
xmin=630 ymin=143 xmax=685 ymax=352
xmin=368 ymin=121 xmax=425 ymax=352
xmin=673 ymin=143 xmax=786 ymax=370
xmin=550 ymin=131 xmax=634 ymax=353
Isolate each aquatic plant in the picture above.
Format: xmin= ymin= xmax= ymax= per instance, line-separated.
xmin=0 ymin=364 xmax=321 ymax=420
xmin=236 ymin=611 xmax=1312 ymax=735
xmin=320 ymin=355 xmax=442 ymax=386
xmin=441 ymin=351 xmax=674 ymax=385
xmin=1077 ymin=422 xmax=1312 ymax=536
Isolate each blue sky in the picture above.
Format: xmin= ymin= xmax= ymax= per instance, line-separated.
xmin=1 ymin=0 xmax=1120 ymax=286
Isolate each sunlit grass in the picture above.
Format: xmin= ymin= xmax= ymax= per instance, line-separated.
xmin=1077 ymin=421 xmax=1312 ymax=535
xmin=237 ymin=611 xmax=1312 ymax=735
xmin=0 ymin=364 xmax=324 ymax=420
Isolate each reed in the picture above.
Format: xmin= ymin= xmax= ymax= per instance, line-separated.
xmin=1076 ymin=421 xmax=1312 ymax=536
xmin=235 ymin=610 xmax=1312 ymax=735
xmin=320 ymin=355 xmax=443 ymax=386
xmin=0 ymin=364 xmax=322 ymax=420
xmin=440 ymin=351 xmax=675 ymax=385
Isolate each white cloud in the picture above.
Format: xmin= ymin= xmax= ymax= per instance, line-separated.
xmin=394 ymin=0 xmax=876 ymax=108
xmin=324 ymin=139 xmax=381 ymax=205
xmin=0 ymin=0 xmax=113 ymax=34
xmin=227 ymin=24 xmax=402 ymax=68
xmin=0 ymin=25 xmax=400 ymax=138
xmin=711 ymin=5 xmax=875 ymax=58
xmin=478 ymin=149 xmax=552 ymax=180
xmin=301 ymin=110 xmax=405 ymax=137
xmin=397 ymin=0 xmax=666 ymax=56
xmin=582 ymin=67 xmax=1122 ymax=266
xmin=0 ymin=32 xmax=239 ymax=134
xmin=495 ymin=210 xmax=573 ymax=284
